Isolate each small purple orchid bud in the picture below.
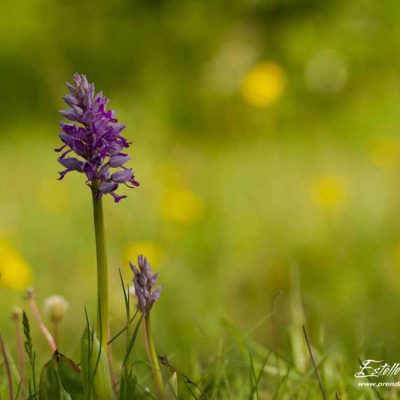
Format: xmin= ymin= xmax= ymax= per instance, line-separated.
xmin=72 ymin=105 xmax=84 ymax=116
xmin=66 ymin=82 xmax=76 ymax=93
xmin=58 ymin=157 xmax=85 ymax=172
xmin=109 ymin=155 xmax=130 ymax=168
xmin=111 ymin=169 xmax=133 ymax=183
xmin=59 ymin=109 xmax=79 ymax=121
xmin=62 ymin=96 xmax=79 ymax=107
xmin=150 ymin=286 xmax=162 ymax=303
xmin=110 ymin=124 xmax=126 ymax=136
xmin=129 ymin=255 xmax=162 ymax=315
xmin=99 ymin=165 xmax=110 ymax=180
xmin=99 ymin=181 xmax=118 ymax=194
xmin=78 ymin=73 xmax=89 ymax=91
xmin=58 ymin=133 xmax=75 ymax=148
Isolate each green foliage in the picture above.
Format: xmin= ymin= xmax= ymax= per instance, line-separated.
xmin=80 ymin=323 xmax=114 ymax=400
xmin=118 ymin=317 xmax=143 ymax=400
xmin=57 ymin=353 xmax=84 ymax=398
xmin=117 ymin=273 xmax=144 ymax=400
xmin=23 ymin=311 xmax=37 ymax=399
xmin=164 ymin=372 xmax=178 ymax=399
xmin=118 ymin=369 xmax=138 ymax=400
xmin=0 ymin=335 xmax=19 ymax=400
xmin=39 ymin=359 xmax=67 ymax=400
xmin=38 ymin=352 xmax=82 ymax=400
xmin=3 ymin=340 xmax=22 ymax=399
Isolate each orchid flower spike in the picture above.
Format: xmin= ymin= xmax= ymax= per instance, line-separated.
xmin=129 ymin=255 xmax=162 ymax=315
xmin=56 ymin=73 xmax=139 ymax=202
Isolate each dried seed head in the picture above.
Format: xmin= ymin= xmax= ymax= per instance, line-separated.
xmin=26 ymin=287 xmax=34 ymax=299
xmin=11 ymin=306 xmax=22 ymax=322
xmin=44 ymin=295 xmax=69 ymax=324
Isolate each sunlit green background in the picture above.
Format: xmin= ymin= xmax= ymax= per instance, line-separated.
xmin=2 ymin=0 xmax=400 ymax=382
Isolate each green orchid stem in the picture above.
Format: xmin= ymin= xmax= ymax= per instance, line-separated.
xmin=92 ymin=185 xmax=109 ymax=350
xmin=144 ymin=313 xmax=164 ymax=397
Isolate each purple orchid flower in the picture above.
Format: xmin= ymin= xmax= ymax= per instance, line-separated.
xmin=56 ymin=73 xmax=139 ymax=202
xmin=130 ymin=255 xmax=162 ymax=315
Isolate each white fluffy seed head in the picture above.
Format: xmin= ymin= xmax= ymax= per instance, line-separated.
xmin=44 ymin=295 xmax=69 ymax=323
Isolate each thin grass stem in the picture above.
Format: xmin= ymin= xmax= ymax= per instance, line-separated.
xmin=12 ymin=309 xmax=25 ymax=399
xmin=26 ymin=289 xmax=57 ymax=353
xmin=302 ymin=325 xmax=326 ymax=400
xmin=0 ymin=334 xmax=14 ymax=400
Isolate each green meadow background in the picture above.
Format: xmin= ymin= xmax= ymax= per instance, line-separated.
xmin=2 ymin=0 xmax=400 ymax=396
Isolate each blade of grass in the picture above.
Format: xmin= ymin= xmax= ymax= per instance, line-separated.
xmin=0 ymin=334 xmax=14 ymax=400
xmin=270 ymin=290 xmax=284 ymax=371
xmin=248 ymin=347 xmax=258 ymax=400
xmin=291 ymin=266 xmax=307 ymax=373
xmin=249 ymin=350 xmax=272 ymax=400
xmin=84 ymin=307 xmax=93 ymax=400
xmin=159 ymin=355 xmax=205 ymax=400
xmin=302 ymin=325 xmax=326 ymax=400
xmin=107 ymin=326 xmax=117 ymax=395
xmin=273 ymin=362 xmax=293 ymax=399
xmin=94 ymin=297 xmax=104 ymax=379
xmin=117 ymin=269 xmax=134 ymax=353
xmin=14 ymin=379 xmax=22 ymax=400
xmin=122 ymin=315 xmax=143 ymax=370
xmin=22 ymin=312 xmax=36 ymax=399
xmin=108 ymin=310 xmax=138 ymax=346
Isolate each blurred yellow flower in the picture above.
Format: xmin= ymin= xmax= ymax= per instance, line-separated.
xmin=162 ymin=188 xmax=204 ymax=224
xmin=156 ymin=161 xmax=187 ymax=186
xmin=0 ymin=239 xmax=32 ymax=290
xmin=367 ymin=135 xmax=400 ymax=169
xmin=124 ymin=241 xmax=164 ymax=268
xmin=37 ymin=178 xmax=70 ymax=214
xmin=394 ymin=242 xmax=400 ymax=272
xmin=310 ymin=175 xmax=347 ymax=210
xmin=241 ymin=62 xmax=286 ymax=107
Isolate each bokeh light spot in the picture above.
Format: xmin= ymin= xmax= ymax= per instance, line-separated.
xmin=0 ymin=239 xmax=32 ymax=290
xmin=305 ymin=49 xmax=348 ymax=94
xmin=310 ymin=175 xmax=347 ymax=210
xmin=162 ymin=188 xmax=204 ymax=223
xmin=241 ymin=62 xmax=286 ymax=107
xmin=124 ymin=241 xmax=164 ymax=269
xmin=37 ymin=178 xmax=70 ymax=214
xmin=367 ymin=135 xmax=400 ymax=169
